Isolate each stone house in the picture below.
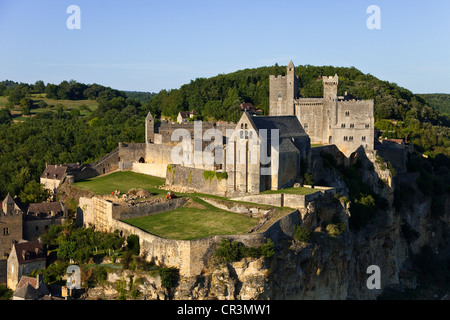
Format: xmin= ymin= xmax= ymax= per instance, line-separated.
xmin=177 ymin=110 xmax=197 ymax=124
xmin=12 ymin=274 xmax=49 ymax=300
xmin=7 ymin=240 xmax=46 ymax=290
xmin=24 ymin=201 xmax=69 ymax=241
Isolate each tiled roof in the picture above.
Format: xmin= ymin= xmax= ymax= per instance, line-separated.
xmin=13 ymin=240 xmax=45 ymax=265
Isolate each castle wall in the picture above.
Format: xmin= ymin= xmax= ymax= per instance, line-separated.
xmin=0 ymin=211 xmax=22 ymax=258
xmin=78 ymin=195 xmax=301 ymax=277
xmin=330 ymin=100 xmax=374 ymax=157
xmin=295 ymin=100 xmax=324 ymax=144
xmin=165 ymin=165 xmax=228 ymax=196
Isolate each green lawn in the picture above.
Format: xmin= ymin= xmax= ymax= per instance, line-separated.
xmin=73 ymin=171 xmax=166 ymax=196
xmin=123 ymin=197 xmax=258 ymax=240
xmin=261 ymin=186 xmax=318 ymax=195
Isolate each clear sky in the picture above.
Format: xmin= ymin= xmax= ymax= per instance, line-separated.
xmin=0 ymin=0 xmax=449 ymax=93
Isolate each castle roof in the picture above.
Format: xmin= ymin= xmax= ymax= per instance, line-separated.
xmin=26 ymin=201 xmax=65 ymax=219
xmin=250 ymin=116 xmax=308 ymax=139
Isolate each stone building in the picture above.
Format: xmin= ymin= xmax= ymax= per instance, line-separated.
xmin=225 ymin=111 xmax=310 ymax=194
xmin=269 ymin=61 xmax=374 ymax=157
xmin=12 ymin=274 xmax=50 ymax=300
xmin=24 ymin=201 xmax=69 ymax=241
xmin=0 ymin=193 xmax=24 ymax=259
xmin=7 ymin=240 xmax=46 ymax=290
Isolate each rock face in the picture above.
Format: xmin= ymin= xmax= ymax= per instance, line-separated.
xmin=83 ymin=151 xmax=449 ymax=300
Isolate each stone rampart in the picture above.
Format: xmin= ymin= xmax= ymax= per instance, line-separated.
xmin=77 ymin=195 xmax=301 ymax=277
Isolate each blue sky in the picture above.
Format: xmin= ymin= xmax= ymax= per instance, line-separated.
xmin=0 ymin=0 xmax=449 ymax=93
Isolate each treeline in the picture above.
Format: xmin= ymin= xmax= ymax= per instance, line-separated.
xmin=0 ymin=101 xmax=146 ymax=199
xmin=418 ymin=93 xmax=450 ymax=117
xmin=0 ymin=79 xmax=127 ymax=107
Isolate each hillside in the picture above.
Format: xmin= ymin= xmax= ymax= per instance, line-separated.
xmin=417 ymin=93 xmax=450 ymax=117
xmin=143 ymin=63 xmax=450 ymax=158
xmin=0 ymin=63 xmax=449 ymax=198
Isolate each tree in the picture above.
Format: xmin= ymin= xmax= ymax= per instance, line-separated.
xmin=0 ymin=108 xmax=12 ymax=125
xmin=33 ymin=80 xmax=45 ymax=93
xmin=19 ymin=180 xmax=51 ymax=205
xmin=293 ymin=225 xmax=312 ymax=243
xmin=126 ymin=234 xmax=140 ymax=255
xmin=20 ymin=97 xmax=33 ymax=115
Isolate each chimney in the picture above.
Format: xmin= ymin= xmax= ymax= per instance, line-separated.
xmin=36 ymin=273 xmax=43 ymax=289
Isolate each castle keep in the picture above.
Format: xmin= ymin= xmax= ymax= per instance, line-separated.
xmin=270 ymin=61 xmax=374 ymax=157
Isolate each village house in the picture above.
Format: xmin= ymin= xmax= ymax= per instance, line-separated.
xmin=7 ymin=240 xmax=46 ymax=290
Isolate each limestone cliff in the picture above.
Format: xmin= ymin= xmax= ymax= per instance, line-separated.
xmin=84 ymin=151 xmax=449 ymax=300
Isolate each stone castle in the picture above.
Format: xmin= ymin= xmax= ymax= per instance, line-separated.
xmin=117 ymin=61 xmax=374 ymax=196
xmin=269 ymin=61 xmax=374 ymax=157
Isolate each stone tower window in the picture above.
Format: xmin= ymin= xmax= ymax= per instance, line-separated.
xmin=362 ymin=136 xmax=366 ymax=142
xmin=304 ymin=123 xmax=309 ymax=131
xmin=241 ymin=123 xmax=244 ymax=129
xmin=341 ymin=123 xmax=346 ymax=128
xmin=343 ymin=136 xmax=348 ymax=141
xmin=240 ymin=131 xmax=243 ymax=139
xmin=365 ymin=124 xmax=370 ymax=129
xmin=345 ymin=111 xmax=350 ymax=117
xmin=244 ymin=123 xmax=248 ymax=129
xmin=350 ymin=123 xmax=354 ymax=129
xmin=278 ymin=93 xmax=283 ymax=100
xmin=349 ymin=136 xmax=354 ymax=141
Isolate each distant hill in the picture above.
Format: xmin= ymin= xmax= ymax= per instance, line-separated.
xmin=124 ymin=91 xmax=156 ymax=102
xmin=417 ymin=93 xmax=450 ymax=117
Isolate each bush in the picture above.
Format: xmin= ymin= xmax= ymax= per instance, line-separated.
xmin=214 ymin=238 xmax=276 ymax=263
xmin=126 ymin=234 xmax=140 ymax=255
xmin=0 ymin=284 xmax=13 ymax=300
xmin=159 ymin=267 xmax=179 ymax=289
xmin=293 ymin=225 xmax=312 ymax=243
xmin=326 ymin=223 xmax=347 ymax=238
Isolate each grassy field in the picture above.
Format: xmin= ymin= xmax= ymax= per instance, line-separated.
xmin=123 ymin=197 xmax=258 ymax=240
xmin=0 ymin=94 xmax=98 ymax=120
xmin=261 ymin=186 xmax=319 ymax=195
xmin=73 ymin=171 xmax=166 ymax=196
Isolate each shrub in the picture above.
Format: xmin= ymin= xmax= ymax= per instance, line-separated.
xmin=0 ymin=285 xmax=13 ymax=300
xmin=159 ymin=267 xmax=179 ymax=289
xmin=214 ymin=238 xmax=276 ymax=263
xmin=293 ymin=225 xmax=312 ymax=243
xmin=303 ymin=173 xmax=314 ymax=186
xmin=326 ymin=223 xmax=347 ymax=238
xmin=126 ymin=234 xmax=140 ymax=255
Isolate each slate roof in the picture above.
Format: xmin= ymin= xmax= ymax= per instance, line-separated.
xmin=40 ymin=165 xmax=67 ymax=181
xmin=27 ymin=202 xmax=63 ymax=215
xmin=250 ymin=116 xmax=308 ymax=138
xmin=13 ymin=276 xmax=50 ymax=300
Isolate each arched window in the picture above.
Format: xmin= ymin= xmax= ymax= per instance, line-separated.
xmin=304 ymin=123 xmax=309 ymax=131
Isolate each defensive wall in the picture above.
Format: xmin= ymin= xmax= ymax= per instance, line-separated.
xmin=230 ymin=186 xmax=336 ymax=209
xmin=77 ymin=196 xmax=302 ymax=277
xmin=165 ymin=164 xmax=229 ymax=196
